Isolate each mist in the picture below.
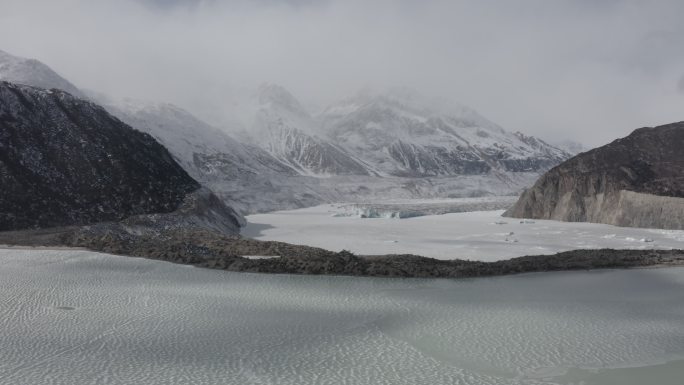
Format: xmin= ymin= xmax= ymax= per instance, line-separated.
xmin=1 ymin=0 xmax=682 ymax=146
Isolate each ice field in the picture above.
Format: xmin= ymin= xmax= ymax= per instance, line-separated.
xmin=1 ymin=248 xmax=683 ymax=385
xmin=243 ymin=203 xmax=684 ymax=260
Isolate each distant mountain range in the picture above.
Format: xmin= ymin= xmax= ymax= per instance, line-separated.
xmin=243 ymin=84 xmax=571 ymax=178
xmin=0 ymin=49 xmax=573 ymax=214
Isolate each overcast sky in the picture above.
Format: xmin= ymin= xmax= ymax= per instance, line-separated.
xmin=1 ymin=0 xmax=682 ymax=146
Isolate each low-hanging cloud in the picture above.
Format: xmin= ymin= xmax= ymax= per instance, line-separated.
xmin=1 ymin=0 xmax=682 ymax=146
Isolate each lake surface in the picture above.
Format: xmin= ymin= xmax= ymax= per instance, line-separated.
xmin=1 ymin=248 xmax=683 ymax=384
xmin=243 ymin=205 xmax=684 ymax=261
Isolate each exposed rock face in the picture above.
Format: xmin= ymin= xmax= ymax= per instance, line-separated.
xmin=505 ymin=123 xmax=684 ymax=229
xmin=0 ymin=81 xmax=243 ymax=232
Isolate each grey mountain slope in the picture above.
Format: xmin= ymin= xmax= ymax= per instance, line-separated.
xmin=94 ymin=96 xmax=297 ymax=179
xmin=505 ymin=122 xmax=684 ymax=229
xmin=249 ymin=84 xmax=373 ymax=176
xmin=0 ymin=81 xmax=243 ymax=233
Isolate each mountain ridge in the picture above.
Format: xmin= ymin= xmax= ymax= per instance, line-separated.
xmin=0 ymin=50 xmax=83 ymax=98
xmin=504 ymin=122 xmax=684 ymax=229
xmin=0 ymin=81 xmax=197 ymax=229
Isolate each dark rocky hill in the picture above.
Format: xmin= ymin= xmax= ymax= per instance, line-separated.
xmin=0 ymin=81 xmax=240 ymax=232
xmin=505 ymin=122 xmax=684 ymax=229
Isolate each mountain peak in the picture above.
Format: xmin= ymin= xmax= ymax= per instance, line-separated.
xmin=323 ymin=87 xmax=505 ymax=135
xmin=256 ymin=83 xmax=307 ymax=115
xmin=0 ymin=49 xmax=83 ymax=98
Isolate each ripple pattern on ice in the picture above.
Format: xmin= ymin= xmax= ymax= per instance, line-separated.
xmin=1 ymin=249 xmax=684 ymax=384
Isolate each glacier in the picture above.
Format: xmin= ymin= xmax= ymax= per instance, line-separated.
xmin=243 ymin=204 xmax=684 ymax=261
xmin=332 ymin=196 xmax=518 ymax=218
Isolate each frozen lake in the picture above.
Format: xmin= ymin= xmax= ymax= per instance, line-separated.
xmin=243 ymin=204 xmax=684 ymax=261
xmin=1 ymin=248 xmax=683 ymax=385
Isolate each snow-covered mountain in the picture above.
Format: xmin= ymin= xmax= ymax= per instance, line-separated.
xmin=0 ymin=50 xmax=83 ymax=98
xmin=246 ymin=84 xmax=373 ymax=176
xmin=92 ymin=94 xmax=296 ymax=180
xmin=87 ymin=94 xmax=316 ymax=213
xmin=0 ymin=48 xmax=572 ymax=214
xmin=237 ymin=85 xmax=570 ymax=179
xmin=318 ymin=88 xmax=570 ymax=177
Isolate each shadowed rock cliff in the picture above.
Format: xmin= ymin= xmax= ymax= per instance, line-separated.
xmin=504 ymin=122 xmax=684 ymax=229
xmin=0 ymin=81 xmax=242 ymax=233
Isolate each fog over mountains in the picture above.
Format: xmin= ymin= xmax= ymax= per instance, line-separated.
xmin=0 ymin=49 xmax=570 ymax=213
xmin=4 ymin=0 xmax=683 ymax=148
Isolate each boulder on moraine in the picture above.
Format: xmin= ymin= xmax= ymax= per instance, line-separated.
xmin=504 ymin=122 xmax=684 ymax=229
xmin=0 ymin=81 xmax=242 ymax=233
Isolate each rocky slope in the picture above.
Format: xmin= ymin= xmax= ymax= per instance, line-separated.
xmin=505 ymin=122 xmax=684 ymax=229
xmin=0 ymin=81 xmax=242 ymax=232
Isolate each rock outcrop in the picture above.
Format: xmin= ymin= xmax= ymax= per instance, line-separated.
xmin=505 ymin=122 xmax=684 ymax=229
xmin=0 ymin=81 xmax=242 ymax=233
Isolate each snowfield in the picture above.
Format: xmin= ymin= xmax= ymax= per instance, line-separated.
xmin=243 ymin=201 xmax=684 ymax=261
xmin=1 ymin=249 xmax=683 ymax=385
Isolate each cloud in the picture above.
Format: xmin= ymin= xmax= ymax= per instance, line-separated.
xmin=0 ymin=0 xmax=682 ymax=146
